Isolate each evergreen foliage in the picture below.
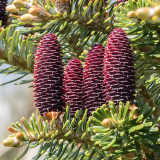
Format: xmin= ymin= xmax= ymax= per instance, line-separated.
xmin=3 ymin=102 xmax=160 ymax=159
xmin=1 ymin=0 xmax=160 ymax=159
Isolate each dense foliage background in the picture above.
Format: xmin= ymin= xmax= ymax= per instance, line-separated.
xmin=1 ymin=0 xmax=160 ymax=159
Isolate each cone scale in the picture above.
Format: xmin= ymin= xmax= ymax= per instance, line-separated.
xmin=33 ymin=33 xmax=64 ymax=115
xmin=63 ymin=58 xmax=83 ymax=116
xmin=103 ymin=28 xmax=135 ymax=106
xmin=83 ymin=44 xmax=105 ymax=115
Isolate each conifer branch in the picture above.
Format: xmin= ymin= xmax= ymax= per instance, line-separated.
xmin=0 ymin=47 xmax=33 ymax=73
xmin=139 ymin=84 xmax=155 ymax=107
xmin=61 ymin=15 xmax=113 ymax=34
xmin=139 ymin=84 xmax=160 ymax=118
xmin=2 ymin=102 xmax=160 ymax=159
xmin=1 ymin=0 xmax=160 ymax=159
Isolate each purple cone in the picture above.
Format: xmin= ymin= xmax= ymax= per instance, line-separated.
xmin=83 ymin=44 xmax=105 ymax=115
xmin=34 ymin=33 xmax=64 ymax=115
xmin=103 ymin=28 xmax=135 ymax=106
xmin=63 ymin=58 xmax=83 ymax=116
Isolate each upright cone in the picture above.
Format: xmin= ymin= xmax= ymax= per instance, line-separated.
xmin=63 ymin=58 xmax=83 ymax=116
xmin=83 ymin=44 xmax=105 ymax=115
xmin=103 ymin=28 xmax=135 ymax=106
xmin=34 ymin=33 xmax=64 ymax=115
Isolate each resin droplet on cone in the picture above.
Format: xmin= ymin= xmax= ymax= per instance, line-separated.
xmin=83 ymin=44 xmax=105 ymax=115
xmin=64 ymin=58 xmax=83 ymax=116
xmin=34 ymin=33 xmax=64 ymax=115
xmin=104 ymin=28 xmax=135 ymax=106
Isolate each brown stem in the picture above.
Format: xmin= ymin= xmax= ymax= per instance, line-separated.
xmin=21 ymin=129 xmax=102 ymax=150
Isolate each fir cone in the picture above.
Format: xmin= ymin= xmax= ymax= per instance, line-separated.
xmin=83 ymin=44 xmax=105 ymax=115
xmin=103 ymin=28 xmax=135 ymax=106
xmin=0 ymin=0 xmax=8 ymax=25
xmin=63 ymin=58 xmax=83 ymax=116
xmin=34 ymin=33 xmax=64 ymax=115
